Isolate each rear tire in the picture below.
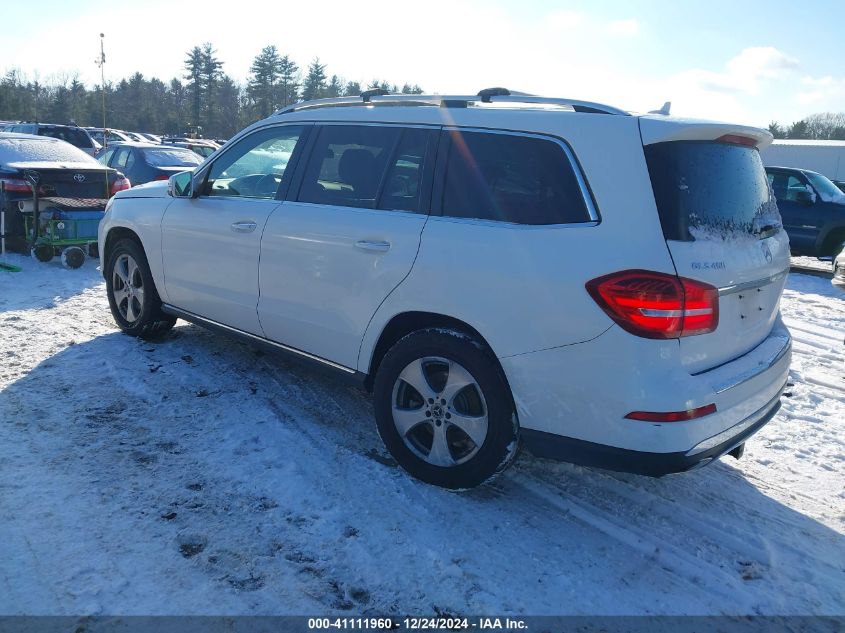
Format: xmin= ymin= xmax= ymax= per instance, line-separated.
xmin=373 ymin=328 xmax=518 ymax=489
xmin=820 ymin=231 xmax=845 ymax=258
xmin=105 ymin=238 xmax=176 ymax=339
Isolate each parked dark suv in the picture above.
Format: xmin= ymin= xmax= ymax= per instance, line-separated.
xmin=766 ymin=166 xmax=845 ymax=256
xmin=7 ymin=123 xmax=99 ymax=156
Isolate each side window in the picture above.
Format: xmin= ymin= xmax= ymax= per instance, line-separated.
xmin=298 ymin=125 xmax=401 ymax=209
xmin=205 ymin=125 xmax=304 ymax=199
xmin=785 ymin=175 xmax=809 ymax=202
xmin=441 ymin=130 xmax=592 ymax=225
xmin=114 ymin=148 xmax=132 ymax=168
xmin=378 ymin=128 xmax=430 ymax=212
xmin=97 ymin=148 xmax=116 ymax=165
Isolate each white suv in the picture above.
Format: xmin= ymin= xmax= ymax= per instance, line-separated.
xmin=98 ymin=89 xmax=792 ymax=489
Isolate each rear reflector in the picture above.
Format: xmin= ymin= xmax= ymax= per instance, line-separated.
xmin=625 ymin=403 xmax=717 ymax=422
xmin=586 ymin=270 xmax=719 ymax=339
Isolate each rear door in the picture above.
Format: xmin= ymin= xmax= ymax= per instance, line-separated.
xmin=257 ymin=123 xmax=437 ymax=369
xmin=642 ymin=132 xmax=790 ymax=374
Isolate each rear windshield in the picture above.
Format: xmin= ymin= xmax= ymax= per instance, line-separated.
xmin=143 ymin=147 xmax=203 ymax=167
xmin=0 ymin=138 xmax=98 ymax=164
xmin=644 ymin=141 xmax=781 ymax=241
xmin=39 ymin=126 xmax=93 ymax=149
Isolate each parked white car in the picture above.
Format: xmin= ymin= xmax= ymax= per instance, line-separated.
xmin=98 ymin=89 xmax=792 ymax=488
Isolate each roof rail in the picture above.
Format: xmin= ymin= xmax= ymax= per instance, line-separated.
xmin=273 ymin=90 xmax=629 ymax=116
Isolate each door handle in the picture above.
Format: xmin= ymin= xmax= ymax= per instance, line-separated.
xmin=354 ymin=240 xmax=391 ymax=253
xmin=231 ymin=221 xmax=257 ymax=233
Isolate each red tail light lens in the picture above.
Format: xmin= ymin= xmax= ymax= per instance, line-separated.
xmin=586 ymin=270 xmax=719 ymax=339
xmin=110 ymin=176 xmax=131 ymax=196
xmin=153 ymin=174 xmax=170 ymax=181
xmin=625 ymin=403 xmax=717 ymax=422
xmin=0 ymin=178 xmax=33 ymax=193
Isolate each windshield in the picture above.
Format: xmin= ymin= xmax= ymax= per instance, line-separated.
xmin=804 ymin=171 xmax=843 ymax=201
xmin=644 ymin=141 xmax=781 ymax=241
xmin=0 ymin=138 xmax=99 ymax=164
xmin=143 ymin=148 xmax=203 ymax=167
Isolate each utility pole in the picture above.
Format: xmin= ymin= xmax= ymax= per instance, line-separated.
xmin=95 ymin=33 xmax=109 ymax=201
xmin=95 ymin=33 xmax=106 ymax=147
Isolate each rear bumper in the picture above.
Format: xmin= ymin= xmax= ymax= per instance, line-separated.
xmin=522 ymin=386 xmax=783 ymax=476
xmin=502 ymin=316 xmax=791 ymax=464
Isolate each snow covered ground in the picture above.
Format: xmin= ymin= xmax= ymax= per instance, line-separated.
xmin=0 ymin=253 xmax=842 ymax=616
xmin=791 ymin=255 xmax=835 ymax=273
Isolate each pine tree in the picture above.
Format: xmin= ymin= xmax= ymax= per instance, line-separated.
xmin=278 ymin=55 xmax=300 ymax=107
xmin=787 ymin=120 xmax=809 ymax=140
xmin=248 ymin=45 xmax=283 ymax=118
xmin=184 ymin=46 xmax=204 ymax=130
xmin=200 ymin=43 xmax=223 ymax=135
xmin=326 ymin=75 xmax=344 ymax=98
xmin=344 ymin=80 xmax=362 ymax=97
xmin=301 ymin=58 xmax=327 ymax=101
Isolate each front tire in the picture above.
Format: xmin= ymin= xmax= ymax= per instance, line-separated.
xmin=105 ymin=238 xmax=176 ymax=339
xmin=373 ymin=329 xmax=518 ymax=489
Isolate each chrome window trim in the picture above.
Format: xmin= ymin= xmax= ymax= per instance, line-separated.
xmin=441 ymin=126 xmax=600 ymax=224
xmin=427 ymin=216 xmax=599 ymax=230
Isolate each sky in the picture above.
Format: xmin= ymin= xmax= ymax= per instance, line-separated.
xmin=1 ymin=0 xmax=843 ymax=127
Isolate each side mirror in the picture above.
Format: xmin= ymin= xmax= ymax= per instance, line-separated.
xmin=795 ymin=188 xmax=817 ymax=205
xmin=168 ymin=171 xmax=194 ymax=198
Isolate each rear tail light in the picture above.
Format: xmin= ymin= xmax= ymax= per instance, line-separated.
xmin=586 ymin=270 xmax=719 ymax=339
xmin=625 ymin=403 xmax=717 ymax=422
xmin=153 ymin=174 xmax=170 ymax=181
xmin=0 ymin=178 xmax=33 ymax=193
xmin=110 ymin=176 xmax=131 ymax=196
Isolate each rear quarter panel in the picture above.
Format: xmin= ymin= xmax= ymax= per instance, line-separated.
xmin=357 ymin=111 xmax=677 ymax=369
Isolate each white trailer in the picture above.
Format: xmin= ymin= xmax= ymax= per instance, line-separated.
xmin=761 ymin=140 xmax=845 ymax=181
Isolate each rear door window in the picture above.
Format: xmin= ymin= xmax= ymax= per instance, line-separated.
xmin=97 ymin=148 xmax=116 ymax=166
xmin=767 ymin=172 xmax=808 ymax=202
xmin=439 ymin=130 xmax=593 ymax=225
xmin=644 ymin=141 xmax=781 ymax=241
xmin=114 ymin=147 xmax=134 ymax=170
xmin=298 ymin=125 xmax=402 ymax=210
xmin=377 ymin=128 xmax=431 ymax=213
